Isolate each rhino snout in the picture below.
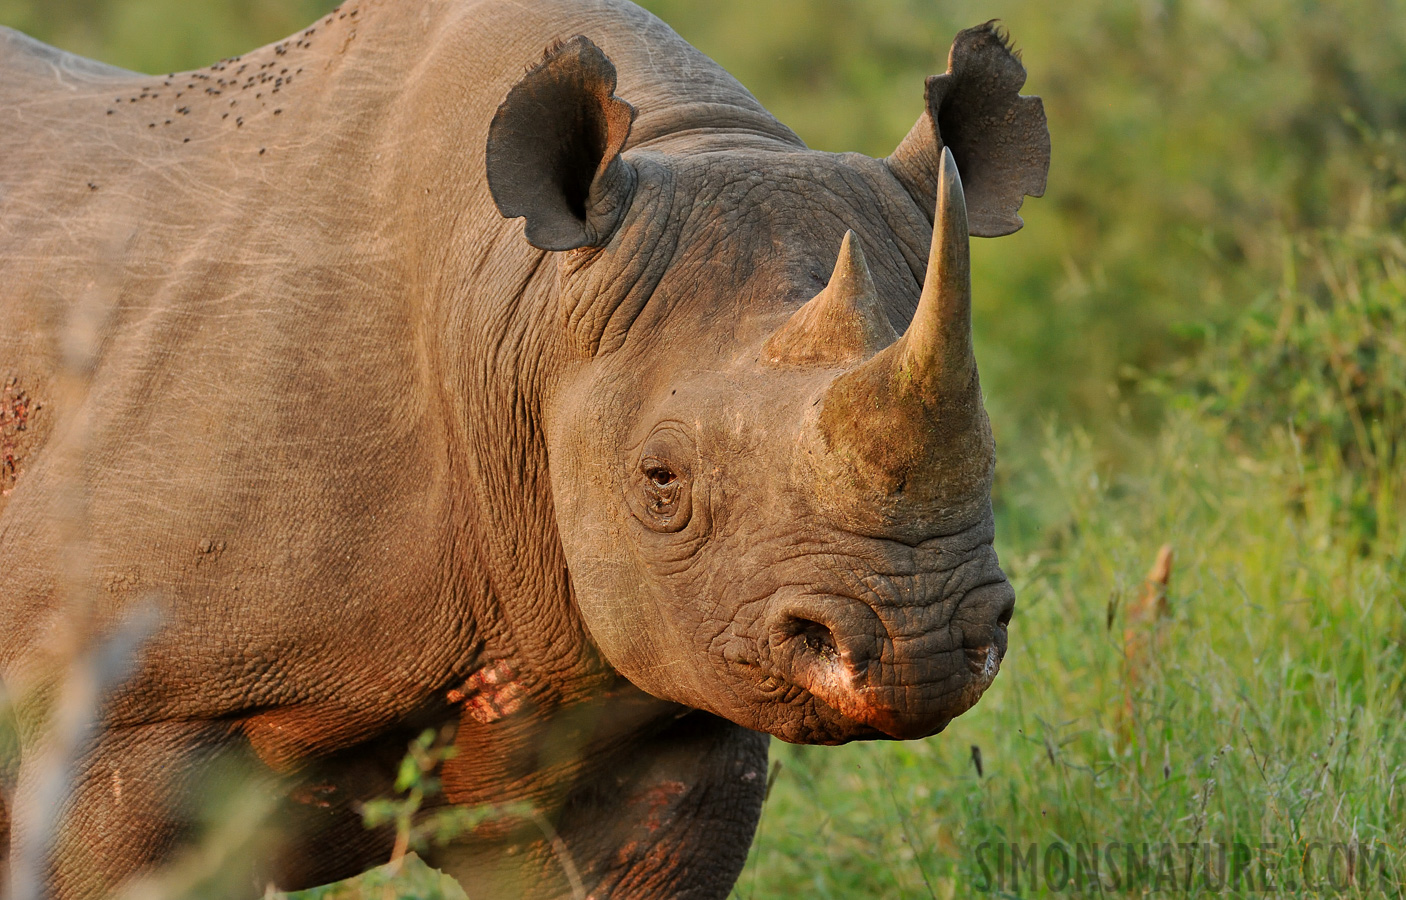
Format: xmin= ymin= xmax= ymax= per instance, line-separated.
xmin=765 ymin=580 xmax=1014 ymax=740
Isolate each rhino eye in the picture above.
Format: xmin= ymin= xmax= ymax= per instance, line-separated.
xmin=644 ymin=464 xmax=677 ymax=487
xmin=630 ymin=454 xmax=692 ymax=533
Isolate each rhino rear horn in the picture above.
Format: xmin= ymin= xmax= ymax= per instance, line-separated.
xmin=763 ymin=231 xmax=899 ymax=368
xmin=886 ymin=22 xmax=1050 ymax=238
xmin=487 ymin=36 xmax=638 ymax=251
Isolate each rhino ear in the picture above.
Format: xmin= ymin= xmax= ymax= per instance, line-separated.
xmin=487 ymin=36 xmax=638 ymax=251
xmin=886 ymin=22 xmax=1050 ymax=237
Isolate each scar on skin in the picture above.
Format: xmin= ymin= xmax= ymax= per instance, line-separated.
xmin=447 ymin=659 xmax=527 ymax=724
xmin=2 ymin=376 xmax=37 ymax=496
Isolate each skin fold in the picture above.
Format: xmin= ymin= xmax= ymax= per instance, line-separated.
xmin=0 ymin=1 xmax=1048 ymax=897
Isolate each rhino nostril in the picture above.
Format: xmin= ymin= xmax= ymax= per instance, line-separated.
xmin=997 ymin=603 xmax=1013 ymax=628
xmin=791 ymin=618 xmax=838 ymax=662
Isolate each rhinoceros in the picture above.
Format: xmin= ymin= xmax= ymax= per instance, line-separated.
xmin=0 ymin=1 xmax=1048 ymax=896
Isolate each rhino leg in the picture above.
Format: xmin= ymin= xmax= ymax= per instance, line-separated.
xmin=10 ymin=719 xmax=249 ymax=900
xmin=1 ymin=800 xmax=8 ymax=900
xmin=432 ymin=713 xmax=768 ymax=900
xmin=1 ymin=730 xmax=12 ymax=898
xmin=261 ymin=728 xmax=416 ymax=892
xmin=568 ymin=714 xmax=769 ymax=899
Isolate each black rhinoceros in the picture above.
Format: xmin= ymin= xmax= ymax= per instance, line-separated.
xmin=0 ymin=1 xmax=1048 ymax=896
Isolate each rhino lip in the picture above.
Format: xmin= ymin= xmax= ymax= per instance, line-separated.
xmin=771 ymin=626 xmax=1004 ymax=740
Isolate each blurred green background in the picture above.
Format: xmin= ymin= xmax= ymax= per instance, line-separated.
xmin=4 ymin=0 xmax=1404 ymax=896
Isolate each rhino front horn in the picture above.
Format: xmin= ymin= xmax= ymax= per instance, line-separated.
xmin=817 ymin=146 xmax=994 ymax=502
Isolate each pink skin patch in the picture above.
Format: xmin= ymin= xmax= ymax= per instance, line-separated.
xmin=446 ymin=660 xmax=527 ymax=724
xmin=636 ymin=780 xmax=687 ymax=834
xmin=289 ymin=782 xmax=338 ymax=808
xmin=607 ymin=780 xmax=690 ymax=872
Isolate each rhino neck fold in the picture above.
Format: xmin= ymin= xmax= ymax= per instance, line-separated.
xmin=557 ymin=156 xmax=682 ymax=357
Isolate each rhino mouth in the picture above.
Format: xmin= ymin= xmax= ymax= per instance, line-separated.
xmin=773 ymin=628 xmax=1003 ymax=742
xmin=732 ymin=581 xmax=1011 ymax=744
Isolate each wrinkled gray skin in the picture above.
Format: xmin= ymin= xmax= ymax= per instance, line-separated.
xmin=0 ymin=1 xmax=1048 ymax=897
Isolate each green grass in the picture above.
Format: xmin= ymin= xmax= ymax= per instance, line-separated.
xmin=736 ymin=421 xmax=1405 ymax=897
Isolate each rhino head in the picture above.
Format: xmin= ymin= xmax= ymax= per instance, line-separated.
xmin=487 ymin=27 xmax=1049 ymax=744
